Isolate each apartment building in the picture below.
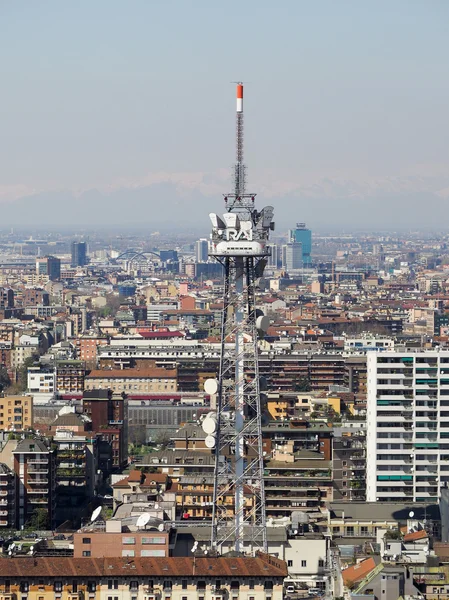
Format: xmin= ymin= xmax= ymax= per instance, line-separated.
xmin=12 ymin=438 xmax=56 ymax=529
xmin=0 ymin=394 xmax=33 ymax=431
xmin=0 ymin=555 xmax=286 ymax=600
xmin=332 ymin=424 xmax=366 ymax=501
xmin=0 ymin=463 xmax=15 ymax=528
xmin=85 ymin=368 xmax=177 ymax=394
xmin=53 ymin=426 xmax=97 ymax=522
xmin=367 ymin=351 xmax=449 ymax=502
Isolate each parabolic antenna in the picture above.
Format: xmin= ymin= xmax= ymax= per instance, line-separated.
xmin=136 ymin=513 xmax=151 ymax=528
xmin=205 ymin=434 xmax=216 ymax=449
xmin=158 ymin=523 xmax=165 ymax=532
xmin=204 ymin=379 xmax=218 ymax=395
xmin=202 ymin=416 xmax=218 ymax=435
xmin=409 ymin=511 xmax=415 ymax=518
xmin=91 ymin=506 xmax=102 ymax=523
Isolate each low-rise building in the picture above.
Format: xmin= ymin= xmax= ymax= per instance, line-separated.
xmin=0 ymin=554 xmax=287 ymax=600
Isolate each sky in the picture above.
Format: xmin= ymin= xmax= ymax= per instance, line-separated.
xmin=1 ymin=0 xmax=449 ymax=230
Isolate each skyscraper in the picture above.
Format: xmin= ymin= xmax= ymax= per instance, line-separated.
xmin=267 ymin=243 xmax=279 ymax=268
xmin=289 ymin=222 xmax=312 ymax=265
xmin=195 ymin=238 xmax=209 ymax=263
xmin=71 ymin=241 xmax=88 ymax=267
xmin=285 ymin=242 xmax=303 ymax=272
xmin=36 ymin=256 xmax=61 ymax=281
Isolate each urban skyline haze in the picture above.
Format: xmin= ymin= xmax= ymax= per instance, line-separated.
xmin=1 ymin=0 xmax=448 ymax=229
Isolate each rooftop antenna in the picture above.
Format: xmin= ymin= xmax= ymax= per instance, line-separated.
xmin=136 ymin=513 xmax=150 ymax=529
xmin=90 ymin=506 xmax=102 ymax=523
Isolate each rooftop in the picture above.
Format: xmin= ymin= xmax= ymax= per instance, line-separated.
xmin=329 ymin=502 xmax=441 ymax=522
xmin=0 ymin=555 xmax=287 ymax=577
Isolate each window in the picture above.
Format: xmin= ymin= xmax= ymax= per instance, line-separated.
xmin=88 ymin=582 xmax=96 ymax=593
xmin=182 ymin=597 xmax=188 ymax=600
xmin=83 ymin=551 xmax=91 ymax=557
xmin=72 ymin=582 xmax=78 ymax=593
xmin=182 ymin=581 xmax=188 ymax=590
xmin=130 ymin=582 xmax=138 ymax=592
xmin=319 ymin=559 xmax=325 ymax=567
xmin=301 ymin=560 xmax=307 ymax=567
xmin=287 ymin=560 xmax=293 ymax=567
xmin=54 ymin=583 xmax=62 ymax=593
xmin=108 ymin=581 xmax=118 ymax=590
xmin=82 ymin=537 xmax=91 ymax=544
xmin=347 ymin=526 xmax=354 ymax=536
xmin=123 ymin=536 xmax=136 ymax=544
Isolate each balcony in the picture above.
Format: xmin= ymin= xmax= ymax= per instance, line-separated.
xmin=27 ymin=467 xmax=48 ymax=474
xmin=28 ymin=488 xmax=49 ymax=494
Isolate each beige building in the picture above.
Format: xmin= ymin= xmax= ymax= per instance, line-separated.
xmin=85 ymin=367 xmax=177 ymax=393
xmin=0 ymin=394 xmax=33 ymax=430
xmin=0 ymin=554 xmax=286 ymax=600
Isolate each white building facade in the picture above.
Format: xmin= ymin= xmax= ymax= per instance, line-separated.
xmin=367 ymin=351 xmax=449 ymax=503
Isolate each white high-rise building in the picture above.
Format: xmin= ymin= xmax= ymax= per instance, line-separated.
xmin=195 ymin=239 xmax=209 ymax=263
xmin=285 ymin=242 xmax=302 ymax=272
xmin=267 ymin=244 xmax=279 ymax=268
xmin=367 ymin=351 xmax=449 ymax=503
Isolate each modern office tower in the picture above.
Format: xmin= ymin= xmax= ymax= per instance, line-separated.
xmin=367 ymin=351 xmax=449 ymax=503
xmin=36 ymin=255 xmax=61 ymax=281
xmin=71 ymin=241 xmax=88 ymax=267
xmin=285 ymin=242 xmax=303 ymax=271
xmin=267 ymin=243 xmax=279 ymax=268
xmin=195 ymin=238 xmax=209 ymax=263
xmin=289 ymin=222 xmax=312 ymax=264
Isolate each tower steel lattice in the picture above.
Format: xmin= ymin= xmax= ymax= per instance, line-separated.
xmin=207 ymin=83 xmax=275 ymax=555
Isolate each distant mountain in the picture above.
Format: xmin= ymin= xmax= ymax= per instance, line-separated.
xmin=0 ymin=179 xmax=448 ymax=231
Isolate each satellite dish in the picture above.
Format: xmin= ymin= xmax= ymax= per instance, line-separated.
xmin=205 ymin=434 xmax=216 ymax=449
xmin=202 ymin=415 xmax=217 ymax=435
xmin=154 ymin=503 xmax=160 ymax=510
xmin=91 ymin=506 xmax=102 ymax=523
xmin=136 ymin=513 xmax=151 ymax=528
xmin=158 ymin=523 xmax=164 ymax=532
xmin=204 ymin=379 xmax=218 ymax=395
xmin=409 ymin=511 xmax=415 ymax=518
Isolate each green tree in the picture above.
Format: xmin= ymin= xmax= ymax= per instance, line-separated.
xmin=26 ymin=508 xmax=49 ymax=530
xmin=18 ymin=355 xmax=39 ymax=392
xmin=294 ymin=377 xmax=312 ymax=392
xmin=0 ymin=367 xmax=10 ymax=392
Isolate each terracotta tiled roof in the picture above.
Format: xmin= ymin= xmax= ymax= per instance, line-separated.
xmin=403 ymin=529 xmax=428 ymax=542
xmin=0 ymin=555 xmax=287 ymax=577
xmin=342 ymin=557 xmax=377 ymax=585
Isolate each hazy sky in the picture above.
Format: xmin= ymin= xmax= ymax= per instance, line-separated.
xmin=1 ymin=1 xmax=449 ymax=229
